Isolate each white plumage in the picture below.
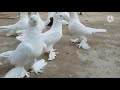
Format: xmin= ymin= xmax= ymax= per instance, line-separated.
xmin=0 ymin=14 xmax=47 ymax=78
xmin=0 ymin=12 xmax=29 ymax=36
xmin=68 ymin=12 xmax=107 ymax=49
xmin=16 ymin=12 xmax=46 ymax=35
xmin=31 ymin=12 xmax=45 ymax=32
xmin=16 ymin=12 xmax=68 ymax=61
xmin=31 ymin=59 xmax=47 ymax=74
xmin=45 ymin=12 xmax=70 ymax=27
xmin=41 ymin=13 xmax=64 ymax=60
xmin=4 ymin=66 xmax=30 ymax=78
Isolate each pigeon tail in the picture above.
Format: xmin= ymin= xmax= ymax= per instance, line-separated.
xmin=0 ymin=26 xmax=9 ymax=30
xmin=4 ymin=66 xmax=30 ymax=78
xmin=89 ymin=28 xmax=107 ymax=33
xmin=0 ymin=51 xmax=13 ymax=58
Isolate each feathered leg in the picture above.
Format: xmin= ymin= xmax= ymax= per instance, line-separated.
xmin=70 ymin=37 xmax=79 ymax=43
xmin=77 ymin=36 xmax=91 ymax=49
xmin=31 ymin=59 xmax=47 ymax=74
xmin=47 ymin=45 xmax=58 ymax=60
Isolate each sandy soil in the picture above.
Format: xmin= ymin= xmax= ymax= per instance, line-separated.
xmin=0 ymin=12 xmax=120 ymax=78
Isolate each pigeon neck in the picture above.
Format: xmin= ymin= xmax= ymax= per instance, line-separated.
xmin=26 ymin=25 xmax=38 ymax=33
xmin=69 ymin=12 xmax=84 ymax=27
xmin=52 ymin=18 xmax=62 ymax=28
xmin=38 ymin=16 xmax=44 ymax=23
xmin=69 ymin=12 xmax=79 ymax=20
xmin=70 ymin=12 xmax=78 ymax=18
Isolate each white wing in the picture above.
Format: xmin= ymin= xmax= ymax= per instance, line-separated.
xmin=9 ymin=42 xmax=33 ymax=66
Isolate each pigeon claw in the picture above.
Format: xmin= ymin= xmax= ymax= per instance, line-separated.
xmin=77 ymin=42 xmax=91 ymax=50
xmin=48 ymin=51 xmax=57 ymax=60
xmin=20 ymin=70 xmax=30 ymax=78
xmin=31 ymin=59 xmax=47 ymax=74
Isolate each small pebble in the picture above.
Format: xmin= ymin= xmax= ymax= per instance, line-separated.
xmin=66 ymin=53 xmax=69 ymax=54
xmin=94 ymin=48 xmax=97 ymax=50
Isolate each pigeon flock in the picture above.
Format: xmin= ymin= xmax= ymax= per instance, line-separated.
xmin=0 ymin=12 xmax=107 ymax=78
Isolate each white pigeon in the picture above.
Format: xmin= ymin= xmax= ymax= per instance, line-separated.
xmin=16 ymin=12 xmax=68 ymax=60
xmin=16 ymin=12 xmax=45 ymax=35
xmin=41 ymin=13 xmax=65 ymax=60
xmin=0 ymin=15 xmax=47 ymax=78
xmin=61 ymin=12 xmax=70 ymax=25
xmin=44 ymin=12 xmax=55 ymax=29
xmin=68 ymin=12 xmax=107 ymax=49
xmin=0 ymin=12 xmax=29 ymax=36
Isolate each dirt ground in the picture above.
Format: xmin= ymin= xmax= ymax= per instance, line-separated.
xmin=0 ymin=12 xmax=120 ymax=78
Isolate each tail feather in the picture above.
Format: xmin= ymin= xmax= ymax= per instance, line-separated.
xmin=4 ymin=67 xmax=28 ymax=78
xmin=0 ymin=25 xmax=13 ymax=30
xmin=16 ymin=30 xmax=25 ymax=35
xmin=0 ymin=26 xmax=9 ymax=29
xmin=88 ymin=27 xmax=107 ymax=33
xmin=0 ymin=51 xmax=13 ymax=58
xmin=93 ymin=29 xmax=107 ymax=33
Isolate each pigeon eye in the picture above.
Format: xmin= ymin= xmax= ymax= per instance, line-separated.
xmin=60 ymin=15 xmax=62 ymax=17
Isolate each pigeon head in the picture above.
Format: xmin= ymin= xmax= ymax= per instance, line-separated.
xmin=29 ymin=15 xmax=39 ymax=27
xmin=59 ymin=12 xmax=70 ymax=21
xmin=53 ymin=12 xmax=70 ymax=21
xmin=53 ymin=13 xmax=64 ymax=20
